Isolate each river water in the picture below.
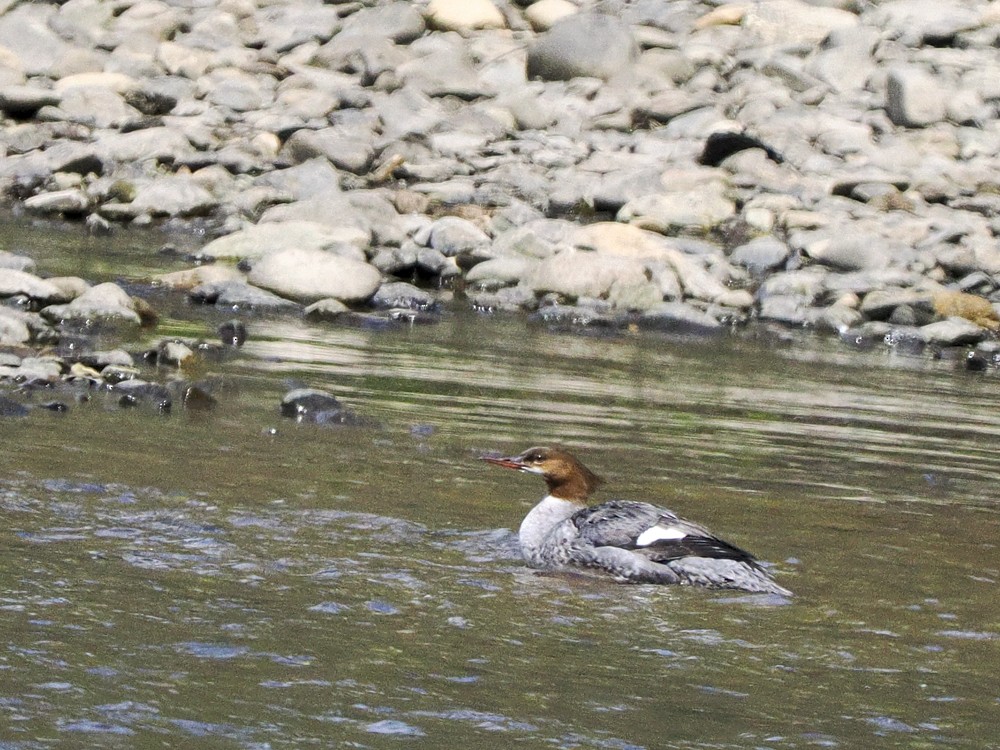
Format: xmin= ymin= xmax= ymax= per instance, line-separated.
xmin=2 ymin=219 xmax=1000 ymax=748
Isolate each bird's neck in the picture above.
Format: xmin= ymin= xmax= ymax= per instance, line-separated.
xmin=519 ymin=495 xmax=582 ymax=556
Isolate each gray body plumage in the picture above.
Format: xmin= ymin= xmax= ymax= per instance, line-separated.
xmin=519 ymin=496 xmax=791 ymax=595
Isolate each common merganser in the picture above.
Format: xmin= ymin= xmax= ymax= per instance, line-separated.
xmin=482 ymin=446 xmax=791 ymax=595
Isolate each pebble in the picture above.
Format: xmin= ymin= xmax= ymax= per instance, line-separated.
xmin=0 ymin=0 xmax=996 ymax=384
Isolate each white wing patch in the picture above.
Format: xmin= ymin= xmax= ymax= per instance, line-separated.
xmin=635 ymin=524 xmax=688 ymax=547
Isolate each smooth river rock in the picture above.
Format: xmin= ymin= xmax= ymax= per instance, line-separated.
xmin=247 ymin=248 xmax=382 ymax=304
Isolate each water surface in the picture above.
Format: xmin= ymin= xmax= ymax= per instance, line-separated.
xmin=2 ymin=219 xmax=999 ymax=748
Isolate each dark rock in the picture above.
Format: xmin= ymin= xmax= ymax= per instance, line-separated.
xmin=181 ymin=383 xmax=218 ymax=411
xmin=699 ymin=131 xmax=784 ymax=167
xmin=280 ymin=387 xmax=370 ymax=426
xmin=36 ymin=401 xmax=68 ymax=413
xmin=218 ymin=320 xmax=247 ymax=347
xmin=112 ymin=380 xmax=172 ymax=412
xmin=0 ymin=395 xmax=29 ymax=417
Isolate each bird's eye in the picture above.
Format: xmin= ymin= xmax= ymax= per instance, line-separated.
xmin=527 ymin=451 xmax=544 ymax=462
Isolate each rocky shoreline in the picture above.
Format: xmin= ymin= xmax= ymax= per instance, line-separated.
xmin=3 ymin=0 xmax=1000 ymax=413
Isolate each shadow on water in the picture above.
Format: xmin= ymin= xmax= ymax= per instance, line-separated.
xmin=1 ymin=219 xmax=1000 ymax=747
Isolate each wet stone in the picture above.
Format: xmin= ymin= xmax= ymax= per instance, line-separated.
xmin=370 ymin=282 xmax=438 ymax=311
xmin=639 ymin=302 xmax=723 ymax=336
xmin=112 ymin=379 xmax=172 ymax=412
xmin=218 ymin=320 xmax=247 ymax=347
xmin=180 ymin=383 xmax=218 ymax=412
xmin=280 ymin=387 xmax=369 ymax=426
xmin=0 ymin=395 xmax=30 ymax=418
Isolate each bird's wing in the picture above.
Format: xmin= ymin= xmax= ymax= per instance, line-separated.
xmin=571 ymin=500 xmax=758 ymax=564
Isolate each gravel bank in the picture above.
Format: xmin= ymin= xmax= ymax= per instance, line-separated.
xmin=2 ymin=0 xmax=1000 ymax=382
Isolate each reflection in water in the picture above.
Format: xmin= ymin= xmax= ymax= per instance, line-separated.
xmin=2 ymin=254 xmax=1000 ymax=746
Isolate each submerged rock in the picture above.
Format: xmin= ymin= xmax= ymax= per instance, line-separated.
xmin=280 ymin=388 xmax=371 ymax=426
xmin=40 ymin=282 xmax=145 ymax=325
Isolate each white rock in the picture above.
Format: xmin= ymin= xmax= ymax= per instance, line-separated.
xmin=41 ymin=282 xmax=141 ymax=324
xmin=743 ymin=0 xmax=858 ymax=46
xmin=247 ymin=248 xmax=381 ymax=303
xmin=885 ymin=68 xmax=947 ymax=128
xmin=426 ymin=0 xmax=505 ymax=32
xmin=0 ymin=307 xmax=32 ymax=345
xmin=524 ymin=0 xmax=577 ymax=31
xmin=528 ymin=248 xmax=650 ymax=299
xmin=196 ymin=221 xmax=361 ymax=261
xmin=919 ymin=317 xmax=989 ymax=346
xmin=0 ymin=269 xmax=67 ymax=302
xmin=618 ymin=187 xmax=735 ymax=234
xmin=24 ymin=189 xmax=90 ymax=215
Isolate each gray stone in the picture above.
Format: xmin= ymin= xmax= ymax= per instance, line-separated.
xmin=468 ymin=284 xmax=537 ymax=312
xmin=280 ymin=127 xmax=375 ymax=175
xmin=793 ymin=229 xmax=906 ymax=272
xmin=0 ymin=269 xmax=68 ymax=303
xmin=259 ymin=188 xmax=403 ymax=247
xmin=919 ymin=317 xmax=990 ymax=346
xmin=817 ymin=303 xmax=864 ymax=333
xmin=527 ymin=14 xmax=638 ymax=81
xmin=247 ymin=248 xmax=382 ymax=304
xmin=0 ymin=307 xmax=32 ymax=345
xmin=0 ymin=251 xmax=35 ymax=273
xmin=253 ymin=158 xmax=342 ymax=200
xmin=466 ymin=256 xmax=539 ymax=286
xmin=418 ymin=216 xmax=491 ymax=257
xmin=190 ymin=280 xmax=300 ymax=311
xmin=415 ymin=246 xmax=449 ymax=275
xmin=742 ymin=0 xmax=858 ymax=46
xmin=372 ymin=246 xmax=419 ymax=275
xmin=729 ymin=236 xmax=790 ymax=275
xmin=759 ymin=295 xmax=822 ymax=327
xmin=398 ymin=40 xmax=492 ymax=99
xmin=130 ymin=175 xmax=218 ymax=218
xmin=54 ymin=86 xmax=140 ymax=128
xmin=859 ymin=288 xmax=933 ymax=321
xmin=0 ymin=4 xmax=73 ymax=76
xmin=759 ymin=269 xmax=827 ymax=303
xmin=528 ymin=249 xmax=649 ymax=300
xmin=639 ymin=302 xmax=723 ymax=335
xmin=197 ymin=221 xmax=363 ymax=261
xmin=280 ymin=387 xmax=369 ymax=426
xmin=0 ymin=85 xmax=60 ymax=117
xmin=254 ymin=4 xmax=342 ymax=52
xmin=341 ymin=2 xmax=425 ymax=43
xmin=24 ymin=189 xmax=90 ymax=216
xmin=95 ymin=127 xmax=195 ymax=164
xmin=304 ymin=298 xmax=350 ymax=321
xmin=872 ymin=0 xmax=983 ymax=46
xmin=885 ymin=68 xmax=947 ymax=128
xmin=41 ymin=282 xmax=142 ymax=325
xmin=371 ymin=282 xmax=437 ymax=311
xmin=618 ymin=179 xmax=735 ymax=234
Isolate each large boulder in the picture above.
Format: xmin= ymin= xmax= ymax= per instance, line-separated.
xmin=526 ymin=14 xmax=637 ymax=81
xmin=247 ymin=248 xmax=381 ymax=304
xmin=40 ymin=282 xmax=143 ymax=325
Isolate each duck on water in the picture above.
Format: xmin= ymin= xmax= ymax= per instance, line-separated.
xmin=482 ymin=446 xmax=791 ymax=596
